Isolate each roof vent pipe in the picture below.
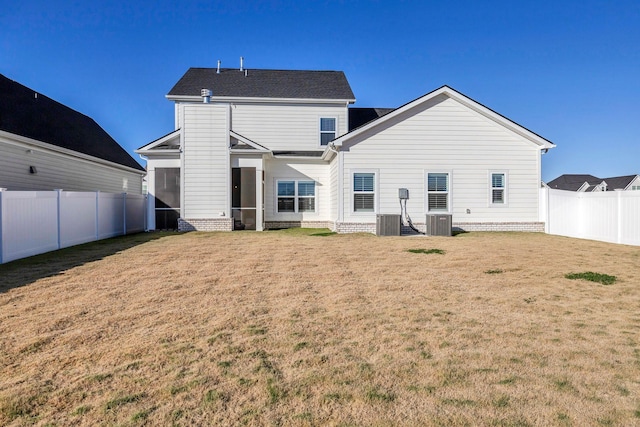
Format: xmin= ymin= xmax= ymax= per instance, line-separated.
xmin=201 ymin=88 xmax=212 ymax=103
xmin=240 ymin=56 xmax=244 ymax=72
xmin=217 ymin=60 xmax=221 ymax=74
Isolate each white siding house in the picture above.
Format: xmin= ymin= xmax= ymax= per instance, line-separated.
xmin=331 ymin=87 xmax=553 ymax=232
xmin=137 ymin=66 xmax=554 ymax=233
xmin=0 ymin=74 xmax=145 ymax=193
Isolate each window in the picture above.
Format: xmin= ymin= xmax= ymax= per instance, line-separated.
xmin=427 ymin=173 xmax=449 ymax=211
xmin=632 ymin=185 xmax=640 ymax=191
xmin=277 ymin=180 xmax=315 ymax=213
xmin=491 ymin=173 xmax=506 ymax=204
xmin=320 ymin=118 xmax=336 ymax=146
xmin=353 ymin=173 xmax=375 ymax=212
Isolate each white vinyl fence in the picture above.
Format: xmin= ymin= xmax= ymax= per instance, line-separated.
xmin=540 ymin=187 xmax=640 ymax=246
xmin=0 ymin=189 xmax=146 ymax=264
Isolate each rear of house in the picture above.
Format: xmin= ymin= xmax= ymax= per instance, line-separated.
xmin=330 ymin=86 xmax=553 ymax=233
xmin=138 ymin=64 xmax=554 ymax=233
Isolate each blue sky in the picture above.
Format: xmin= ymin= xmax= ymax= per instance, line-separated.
xmin=2 ymin=0 xmax=638 ymax=181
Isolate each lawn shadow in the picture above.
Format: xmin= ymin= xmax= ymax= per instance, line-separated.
xmin=0 ymin=232 xmax=175 ymax=293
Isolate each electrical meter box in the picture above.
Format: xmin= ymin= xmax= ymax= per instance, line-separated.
xmin=399 ymin=188 xmax=409 ymax=200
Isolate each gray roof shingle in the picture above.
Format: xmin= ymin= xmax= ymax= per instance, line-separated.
xmin=168 ymin=68 xmax=355 ymax=100
xmin=0 ymin=74 xmax=143 ymax=171
xmin=548 ymin=174 xmax=638 ymax=191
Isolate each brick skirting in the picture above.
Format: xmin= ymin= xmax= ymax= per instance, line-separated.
xmin=334 ymin=221 xmax=545 ymax=234
xmin=453 ymin=222 xmax=545 ymax=232
xmin=177 ymin=218 xmax=545 ymax=234
xmin=178 ymin=218 xmax=233 ymax=232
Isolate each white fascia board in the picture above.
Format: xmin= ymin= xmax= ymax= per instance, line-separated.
xmin=333 ymin=85 xmax=555 ymax=150
xmin=136 ymin=129 xmax=181 ymax=152
xmin=166 ymin=95 xmax=356 ymax=105
xmin=135 ymin=149 xmax=180 ymax=159
xmin=0 ymin=129 xmax=145 ymax=175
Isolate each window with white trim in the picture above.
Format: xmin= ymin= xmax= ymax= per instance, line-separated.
xmin=491 ymin=173 xmax=506 ymax=204
xmin=277 ymin=180 xmax=315 ymax=213
xmin=427 ymin=172 xmax=449 ymax=212
xmin=632 ymin=185 xmax=640 ymax=191
xmin=353 ymin=172 xmax=375 ymax=212
xmin=320 ymin=118 xmax=336 ymax=146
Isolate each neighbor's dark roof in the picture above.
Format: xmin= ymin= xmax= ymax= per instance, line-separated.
xmin=348 ymin=107 xmax=395 ymax=131
xmin=601 ymin=174 xmax=638 ymax=191
xmin=547 ymin=174 xmax=601 ymax=191
xmin=0 ymin=74 xmax=144 ymax=171
xmin=548 ymin=174 xmax=638 ymax=191
xmin=168 ymin=68 xmax=355 ymax=100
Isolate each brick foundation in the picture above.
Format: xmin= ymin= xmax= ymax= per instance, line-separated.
xmin=178 ymin=218 xmax=233 ymax=232
xmin=264 ymin=221 xmax=333 ymax=230
xmin=334 ymin=221 xmax=545 ymax=235
xmin=453 ymin=222 xmax=545 ymax=232
xmin=334 ymin=222 xmax=377 ymax=234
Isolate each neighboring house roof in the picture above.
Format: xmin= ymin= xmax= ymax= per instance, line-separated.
xmin=0 ymin=74 xmax=144 ymax=171
xmin=548 ymin=174 xmax=639 ymax=191
xmin=167 ymin=68 xmax=356 ymax=101
xmin=330 ymin=85 xmax=556 ymax=150
xmin=602 ymin=174 xmax=638 ymax=191
xmin=547 ymin=174 xmax=600 ymax=191
xmin=348 ymin=107 xmax=395 ymax=131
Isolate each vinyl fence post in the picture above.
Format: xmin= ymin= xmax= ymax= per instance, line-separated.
xmin=0 ymin=188 xmax=5 ymax=264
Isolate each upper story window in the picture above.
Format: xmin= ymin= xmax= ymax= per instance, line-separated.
xmin=632 ymin=185 xmax=640 ymax=191
xmin=353 ymin=172 xmax=375 ymax=212
xmin=320 ymin=118 xmax=336 ymax=146
xmin=277 ymin=180 xmax=315 ymax=213
xmin=491 ymin=173 xmax=506 ymax=204
xmin=427 ymin=172 xmax=449 ymax=212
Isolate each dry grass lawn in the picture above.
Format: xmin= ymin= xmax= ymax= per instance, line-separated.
xmin=1 ymin=230 xmax=640 ymax=426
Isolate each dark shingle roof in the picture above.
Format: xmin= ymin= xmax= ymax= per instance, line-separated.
xmin=548 ymin=174 xmax=638 ymax=191
xmin=0 ymin=74 xmax=144 ymax=171
xmin=168 ymin=68 xmax=355 ymax=100
xmin=602 ymin=174 xmax=637 ymax=191
xmin=547 ymin=174 xmax=600 ymax=191
xmin=348 ymin=107 xmax=395 ymax=131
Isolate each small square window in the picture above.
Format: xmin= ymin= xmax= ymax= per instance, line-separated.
xmin=320 ymin=118 xmax=336 ymax=146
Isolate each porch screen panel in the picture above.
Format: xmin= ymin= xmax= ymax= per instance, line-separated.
xmin=155 ymin=168 xmax=180 ymax=229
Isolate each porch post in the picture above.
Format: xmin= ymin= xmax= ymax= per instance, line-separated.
xmin=256 ymin=164 xmax=264 ymax=231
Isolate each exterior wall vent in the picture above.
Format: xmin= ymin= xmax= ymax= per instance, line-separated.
xmin=426 ymin=214 xmax=452 ymax=236
xmin=376 ymin=214 xmax=401 ymax=236
xmin=201 ymin=89 xmax=212 ymax=103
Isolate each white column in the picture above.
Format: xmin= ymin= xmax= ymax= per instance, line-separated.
xmin=256 ymin=165 xmax=264 ymax=231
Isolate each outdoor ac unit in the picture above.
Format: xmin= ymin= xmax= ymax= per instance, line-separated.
xmin=426 ymin=214 xmax=452 ymax=236
xmin=376 ymin=214 xmax=401 ymax=236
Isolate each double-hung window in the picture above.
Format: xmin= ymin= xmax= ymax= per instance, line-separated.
xmin=320 ymin=118 xmax=336 ymax=146
xmin=353 ymin=173 xmax=375 ymax=212
xmin=277 ymin=180 xmax=315 ymax=213
xmin=491 ymin=173 xmax=506 ymax=204
xmin=490 ymin=172 xmax=507 ymax=205
xmin=427 ymin=173 xmax=449 ymax=212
